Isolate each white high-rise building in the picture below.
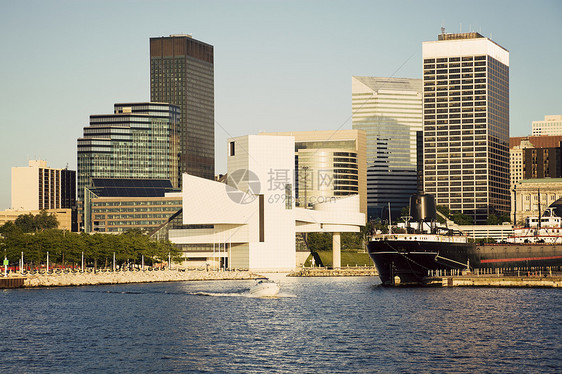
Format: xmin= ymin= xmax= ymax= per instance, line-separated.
xmin=352 ymin=76 xmax=422 ymax=219
xmin=531 ymin=115 xmax=562 ymax=136
xmin=422 ymin=32 xmax=510 ymax=224
xmin=11 ymin=160 xmax=76 ymax=211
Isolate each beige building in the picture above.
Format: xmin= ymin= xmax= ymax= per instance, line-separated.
xmin=0 ymin=209 xmax=74 ymax=231
xmin=260 ymin=130 xmax=367 ymax=216
xmin=509 ymin=139 xmax=529 ymax=187
xmin=11 ymin=160 xmax=76 ymax=211
xmin=422 ymin=32 xmax=510 ymax=224
xmin=531 ymin=115 xmax=562 ymax=136
xmin=512 ymin=178 xmax=562 ymax=225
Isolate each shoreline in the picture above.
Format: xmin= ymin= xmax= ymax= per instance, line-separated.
xmin=2 ymin=269 xmax=259 ymax=288
xmin=289 ymin=266 xmax=378 ymax=277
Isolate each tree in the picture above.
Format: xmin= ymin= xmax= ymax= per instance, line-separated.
xmin=14 ymin=214 xmax=35 ymax=233
xmin=35 ymin=211 xmax=59 ymax=231
xmin=306 ymin=232 xmax=332 ymax=252
xmin=13 ymin=211 xmax=58 ymax=233
xmin=451 ymin=211 xmax=473 ymax=225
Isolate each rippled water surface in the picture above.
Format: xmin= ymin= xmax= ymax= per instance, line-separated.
xmin=1 ymin=276 xmax=561 ymax=373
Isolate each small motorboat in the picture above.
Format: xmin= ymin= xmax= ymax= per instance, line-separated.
xmin=249 ymin=277 xmax=280 ymax=297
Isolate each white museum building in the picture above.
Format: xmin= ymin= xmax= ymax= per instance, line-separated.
xmin=166 ymin=135 xmax=365 ymax=271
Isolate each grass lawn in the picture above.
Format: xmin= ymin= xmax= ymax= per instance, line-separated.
xmin=305 ymin=250 xmax=374 ymax=268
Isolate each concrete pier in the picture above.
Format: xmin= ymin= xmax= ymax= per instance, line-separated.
xmin=0 ymin=277 xmax=26 ymax=288
xmin=424 ymin=275 xmax=562 ymax=288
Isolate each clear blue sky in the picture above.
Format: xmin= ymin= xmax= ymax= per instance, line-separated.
xmin=1 ymin=0 xmax=561 ymax=210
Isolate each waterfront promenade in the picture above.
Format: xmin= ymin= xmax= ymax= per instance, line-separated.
xmin=1 ymin=269 xmax=258 ymax=288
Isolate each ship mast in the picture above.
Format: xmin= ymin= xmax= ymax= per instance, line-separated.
xmin=388 ymin=202 xmax=392 ymax=235
xmin=538 ymin=188 xmax=541 ymax=229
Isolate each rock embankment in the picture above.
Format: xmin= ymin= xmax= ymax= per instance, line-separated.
xmin=19 ymin=269 xmax=257 ymax=288
xmin=289 ymin=266 xmax=378 ymax=277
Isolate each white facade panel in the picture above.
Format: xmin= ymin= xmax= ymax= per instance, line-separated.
xmin=423 ymin=38 xmax=509 ymax=65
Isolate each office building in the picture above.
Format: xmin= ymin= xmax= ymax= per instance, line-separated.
xmin=531 ymin=115 xmax=562 ymax=136
xmin=11 ymin=160 xmax=76 ymax=211
xmin=77 ymin=102 xmax=180 ymax=202
xmin=260 ymin=130 xmax=367 ymax=215
xmin=510 ymin=136 xmax=562 ymax=187
xmin=83 ymin=178 xmax=181 ymax=233
xmin=150 ymin=35 xmax=215 ymax=180
xmin=352 ymin=76 xmax=422 ymax=219
xmin=422 ymin=31 xmax=510 ymax=224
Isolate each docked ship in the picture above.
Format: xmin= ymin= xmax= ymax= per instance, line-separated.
xmin=367 ymin=194 xmax=562 ymax=285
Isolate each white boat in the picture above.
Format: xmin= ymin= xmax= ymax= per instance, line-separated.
xmin=249 ymin=277 xmax=280 ymax=297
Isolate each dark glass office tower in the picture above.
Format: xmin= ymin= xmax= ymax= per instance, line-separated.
xmin=150 ymin=35 xmax=215 ymax=181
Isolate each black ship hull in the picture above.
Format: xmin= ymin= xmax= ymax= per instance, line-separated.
xmin=368 ymin=239 xmax=562 ymax=286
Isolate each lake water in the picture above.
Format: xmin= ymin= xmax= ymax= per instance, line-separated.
xmin=1 ymin=276 xmax=561 ymax=373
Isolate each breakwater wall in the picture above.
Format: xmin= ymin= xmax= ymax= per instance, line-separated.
xmin=289 ymin=266 xmax=378 ymax=277
xmin=1 ymin=269 xmax=258 ymax=288
xmin=425 ymin=275 xmax=562 ymax=288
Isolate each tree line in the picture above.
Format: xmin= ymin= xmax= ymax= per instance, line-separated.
xmin=0 ymin=211 xmax=180 ymax=269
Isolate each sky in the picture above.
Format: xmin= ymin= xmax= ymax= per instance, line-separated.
xmin=1 ymin=0 xmax=561 ymax=210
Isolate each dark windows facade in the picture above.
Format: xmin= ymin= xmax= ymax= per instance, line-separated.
xmin=150 ymin=35 xmax=215 ymax=181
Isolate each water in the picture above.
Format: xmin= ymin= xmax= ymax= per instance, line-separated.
xmin=1 ymin=276 xmax=561 ymax=373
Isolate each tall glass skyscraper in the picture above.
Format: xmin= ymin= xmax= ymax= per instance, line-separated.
xmin=150 ymin=35 xmax=215 ymax=181
xmin=422 ymin=32 xmax=510 ymax=224
xmin=77 ymin=102 xmax=180 ymax=201
xmin=352 ymin=77 xmax=422 ymax=219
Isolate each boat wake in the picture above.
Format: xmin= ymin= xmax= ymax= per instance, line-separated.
xmin=191 ymin=291 xmax=295 ymax=298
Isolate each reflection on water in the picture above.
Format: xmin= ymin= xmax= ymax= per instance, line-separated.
xmin=0 ymin=277 xmax=560 ymax=373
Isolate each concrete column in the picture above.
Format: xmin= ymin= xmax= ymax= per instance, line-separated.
xmin=332 ymin=232 xmax=341 ymax=269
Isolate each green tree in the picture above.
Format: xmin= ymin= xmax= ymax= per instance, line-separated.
xmin=14 ymin=213 xmax=35 ymax=233
xmin=306 ymin=232 xmax=332 ymax=252
xmin=35 ymin=211 xmax=59 ymax=231
xmin=451 ymin=211 xmax=473 ymax=225
xmin=13 ymin=211 xmax=58 ymax=233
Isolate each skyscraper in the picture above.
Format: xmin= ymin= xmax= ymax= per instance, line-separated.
xmin=150 ymin=35 xmax=215 ymax=180
xmin=352 ymin=77 xmax=422 ymax=219
xmin=77 ymin=102 xmax=180 ymax=201
xmin=422 ymin=31 xmax=510 ymax=224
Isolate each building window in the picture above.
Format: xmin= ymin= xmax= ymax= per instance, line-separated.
xmin=230 ymin=141 xmax=235 ymax=156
